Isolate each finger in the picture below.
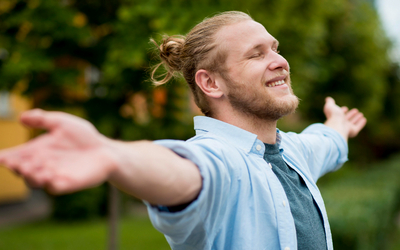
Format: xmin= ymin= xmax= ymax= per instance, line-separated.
xmin=0 ymin=145 xmax=22 ymax=162
xmin=344 ymin=108 xmax=360 ymax=120
xmin=46 ymin=166 xmax=104 ymax=195
xmin=21 ymin=110 xmax=96 ymax=136
xmin=24 ymin=157 xmax=58 ymax=190
xmin=0 ymin=135 xmax=50 ymax=168
xmin=17 ymin=161 xmax=36 ymax=176
xmin=324 ymin=97 xmax=336 ymax=107
xmin=341 ymin=106 xmax=348 ymax=113
xmin=347 ymin=111 xmax=366 ymax=129
xmin=353 ymin=117 xmax=367 ymax=131
xmin=350 ymin=113 xmax=365 ymax=125
xmin=41 ymin=162 xmax=75 ymax=195
xmin=47 ymin=180 xmax=69 ymax=195
xmin=18 ymin=151 xmax=50 ymax=174
xmin=325 ymin=96 xmax=335 ymax=103
xmin=26 ymin=167 xmax=53 ymax=188
xmin=47 ymin=178 xmax=82 ymax=195
xmin=348 ymin=118 xmax=367 ymax=138
xmin=20 ymin=109 xmax=63 ymax=131
xmin=323 ymin=97 xmax=336 ymax=117
xmin=0 ymin=148 xmax=17 ymax=168
xmin=0 ymin=147 xmax=28 ymax=171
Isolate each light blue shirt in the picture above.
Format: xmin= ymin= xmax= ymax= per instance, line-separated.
xmin=147 ymin=116 xmax=348 ymax=250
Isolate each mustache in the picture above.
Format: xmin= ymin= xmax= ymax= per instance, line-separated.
xmin=263 ymin=69 xmax=290 ymax=83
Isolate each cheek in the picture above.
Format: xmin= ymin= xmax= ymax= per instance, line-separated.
xmin=228 ymin=61 xmax=268 ymax=85
xmin=241 ymin=66 xmax=265 ymax=82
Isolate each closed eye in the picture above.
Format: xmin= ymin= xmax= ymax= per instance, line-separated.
xmin=272 ymin=47 xmax=280 ymax=54
xmin=249 ymin=53 xmax=264 ymax=59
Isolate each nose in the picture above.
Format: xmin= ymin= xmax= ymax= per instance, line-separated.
xmin=268 ymin=52 xmax=289 ymax=71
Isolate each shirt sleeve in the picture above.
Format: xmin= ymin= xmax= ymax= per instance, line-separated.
xmin=286 ymin=123 xmax=348 ymax=181
xmin=145 ymin=138 xmax=233 ymax=246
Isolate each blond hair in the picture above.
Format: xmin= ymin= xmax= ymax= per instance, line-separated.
xmin=151 ymin=11 xmax=253 ymax=116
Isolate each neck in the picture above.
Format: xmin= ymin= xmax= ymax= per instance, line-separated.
xmin=213 ymin=107 xmax=278 ymax=144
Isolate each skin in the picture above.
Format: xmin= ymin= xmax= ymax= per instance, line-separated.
xmin=0 ymin=20 xmax=366 ymax=206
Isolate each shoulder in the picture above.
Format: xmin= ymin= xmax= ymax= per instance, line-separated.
xmin=154 ymin=133 xmax=244 ymax=172
xmin=280 ymin=123 xmax=347 ymax=150
xmin=154 ymin=132 xmax=232 ymax=159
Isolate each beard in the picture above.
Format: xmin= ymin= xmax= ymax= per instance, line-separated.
xmin=225 ymin=75 xmax=299 ymax=121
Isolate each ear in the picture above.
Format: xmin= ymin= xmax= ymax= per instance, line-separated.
xmin=195 ymin=69 xmax=224 ymax=99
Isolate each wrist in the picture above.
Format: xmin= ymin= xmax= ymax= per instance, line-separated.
xmin=324 ymin=119 xmax=349 ymax=142
xmin=98 ymin=135 xmax=123 ymax=180
xmin=101 ymin=138 xmax=152 ymax=183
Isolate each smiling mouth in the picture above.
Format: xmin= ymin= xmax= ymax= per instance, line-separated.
xmin=266 ymin=79 xmax=285 ymax=87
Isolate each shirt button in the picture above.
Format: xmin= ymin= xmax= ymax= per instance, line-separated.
xmin=256 ymin=145 xmax=262 ymax=151
xmin=282 ymin=201 xmax=286 ymax=207
xmin=284 ymin=247 xmax=290 ymax=250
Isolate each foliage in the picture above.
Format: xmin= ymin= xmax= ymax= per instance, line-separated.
xmin=319 ymin=154 xmax=400 ymax=250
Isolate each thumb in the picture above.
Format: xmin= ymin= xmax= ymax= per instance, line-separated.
xmin=20 ymin=109 xmax=60 ymax=131
xmin=323 ymin=97 xmax=336 ymax=116
xmin=324 ymin=96 xmax=336 ymax=106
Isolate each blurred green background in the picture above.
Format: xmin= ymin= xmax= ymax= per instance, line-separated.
xmin=1 ymin=0 xmax=400 ymax=249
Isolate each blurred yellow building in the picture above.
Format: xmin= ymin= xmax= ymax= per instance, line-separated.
xmin=0 ymin=90 xmax=30 ymax=204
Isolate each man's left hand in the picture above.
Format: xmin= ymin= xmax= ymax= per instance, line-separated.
xmin=323 ymin=97 xmax=367 ymax=141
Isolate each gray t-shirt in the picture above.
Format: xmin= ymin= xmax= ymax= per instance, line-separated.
xmin=264 ymin=142 xmax=327 ymax=250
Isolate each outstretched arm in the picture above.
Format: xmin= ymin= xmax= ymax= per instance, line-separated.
xmin=0 ymin=109 xmax=201 ymax=206
xmin=323 ymin=97 xmax=367 ymax=141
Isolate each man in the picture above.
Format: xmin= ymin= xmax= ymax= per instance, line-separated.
xmin=0 ymin=11 xmax=366 ymax=250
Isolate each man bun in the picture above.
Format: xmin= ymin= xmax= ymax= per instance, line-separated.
xmin=151 ymin=35 xmax=185 ymax=86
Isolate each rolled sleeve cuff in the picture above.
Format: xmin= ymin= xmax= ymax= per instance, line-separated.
xmin=302 ymin=123 xmax=349 ymax=170
xmin=145 ymin=140 xmax=210 ymax=241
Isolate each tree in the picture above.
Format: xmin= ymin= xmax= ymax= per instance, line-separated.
xmin=0 ymin=0 xmax=398 ymax=161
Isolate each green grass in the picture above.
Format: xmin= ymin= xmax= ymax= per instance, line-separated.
xmin=0 ymin=215 xmax=170 ymax=250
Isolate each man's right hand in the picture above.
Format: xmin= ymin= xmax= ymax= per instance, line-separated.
xmin=0 ymin=109 xmax=116 ymax=194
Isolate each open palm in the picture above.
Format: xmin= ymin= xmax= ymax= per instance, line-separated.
xmin=0 ymin=109 xmax=114 ymax=194
xmin=323 ymin=97 xmax=367 ymax=140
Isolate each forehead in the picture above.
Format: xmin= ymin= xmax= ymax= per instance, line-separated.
xmin=215 ymin=20 xmax=276 ymax=55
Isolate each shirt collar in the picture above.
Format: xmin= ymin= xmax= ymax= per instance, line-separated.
xmin=193 ymin=116 xmax=282 ymax=154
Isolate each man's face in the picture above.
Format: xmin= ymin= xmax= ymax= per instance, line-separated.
xmin=215 ymin=20 xmax=299 ymax=121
